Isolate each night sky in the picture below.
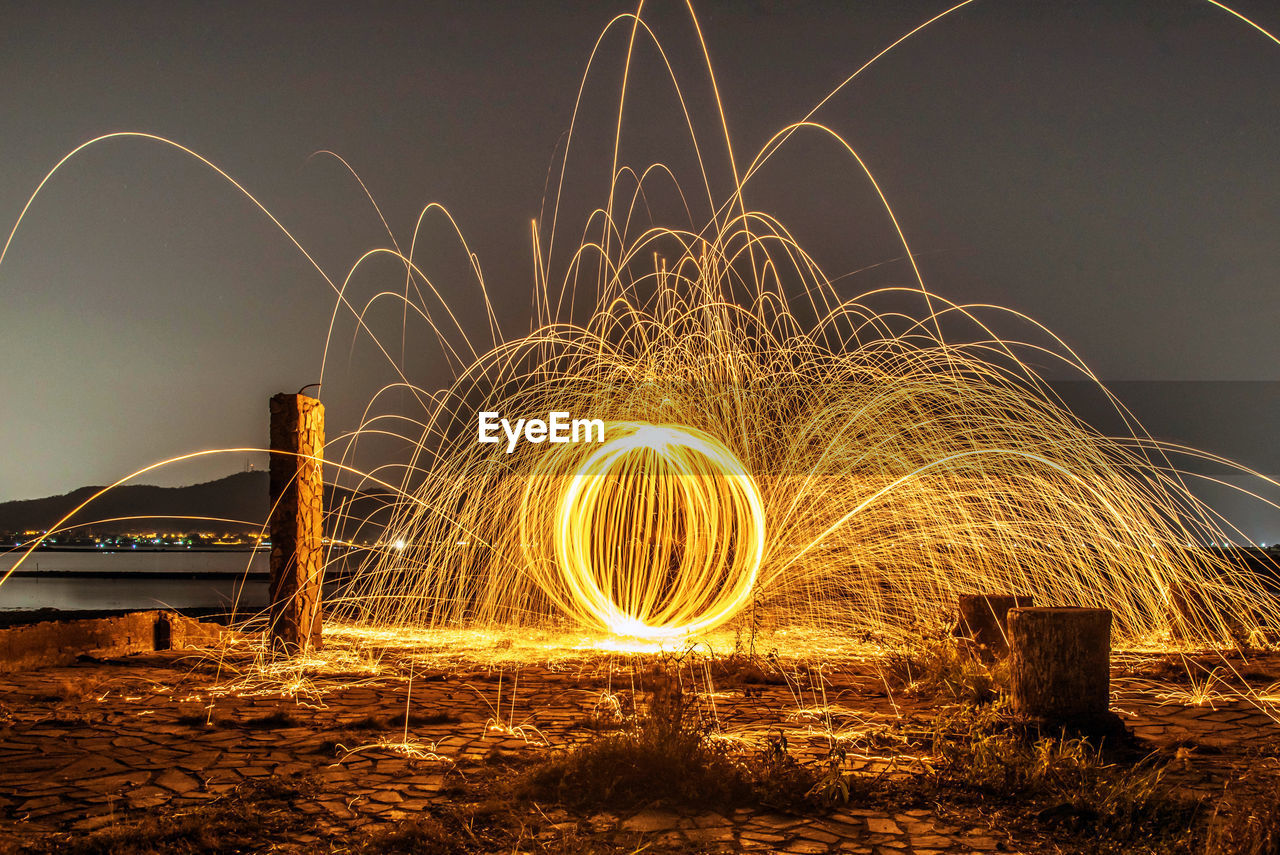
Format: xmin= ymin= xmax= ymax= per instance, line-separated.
xmin=1 ymin=1 xmax=1277 ymax=539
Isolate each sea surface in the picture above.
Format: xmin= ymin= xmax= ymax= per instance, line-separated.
xmin=0 ymin=549 xmax=269 ymax=612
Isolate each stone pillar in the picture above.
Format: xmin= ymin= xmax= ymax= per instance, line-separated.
xmin=956 ymin=594 xmax=1034 ymax=657
xmin=269 ymin=393 xmax=324 ymax=653
xmin=1008 ymin=607 xmax=1111 ymax=725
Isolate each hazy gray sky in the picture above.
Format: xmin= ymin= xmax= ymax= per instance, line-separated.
xmin=1 ymin=1 xmax=1277 ymax=537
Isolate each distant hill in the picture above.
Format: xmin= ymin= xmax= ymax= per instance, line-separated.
xmin=0 ymin=472 xmax=393 ymax=539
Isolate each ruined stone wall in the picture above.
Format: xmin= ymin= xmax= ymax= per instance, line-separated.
xmin=0 ymin=611 xmax=227 ymax=672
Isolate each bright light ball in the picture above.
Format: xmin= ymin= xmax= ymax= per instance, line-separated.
xmin=551 ymin=423 xmax=765 ymax=639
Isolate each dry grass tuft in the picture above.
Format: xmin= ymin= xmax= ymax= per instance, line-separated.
xmin=32 ymin=774 xmax=317 ymax=854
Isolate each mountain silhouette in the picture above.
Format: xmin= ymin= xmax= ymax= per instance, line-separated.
xmin=0 ymin=472 xmax=392 ymax=539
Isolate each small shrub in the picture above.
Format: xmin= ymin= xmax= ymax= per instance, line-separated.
xmin=527 ymin=662 xmax=842 ymax=813
xmin=802 ymin=739 xmax=849 ymax=808
xmin=883 ymin=634 xmax=1004 ymax=704
xmin=748 ymin=730 xmax=819 ymax=810
xmin=524 ymin=665 xmax=752 ymax=809
xmin=927 ymin=703 xmax=1199 ymax=847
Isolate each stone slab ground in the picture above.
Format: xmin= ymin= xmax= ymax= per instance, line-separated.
xmin=0 ymin=632 xmax=1276 ymax=853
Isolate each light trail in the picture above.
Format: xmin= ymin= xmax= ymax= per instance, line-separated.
xmin=541 ymin=422 xmax=764 ymax=639
xmin=1 ymin=2 xmax=1278 ymax=653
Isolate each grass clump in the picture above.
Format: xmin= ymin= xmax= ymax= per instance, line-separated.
xmin=710 ymin=651 xmax=788 ymax=689
xmin=926 ymin=703 xmax=1200 ymax=851
xmin=524 ymin=659 xmax=833 ymax=811
xmin=336 ymin=710 xmax=462 ymax=731
xmin=354 ymin=814 xmax=462 ymax=855
xmin=883 ymin=632 xmax=1004 ymax=704
xmin=353 ymin=806 xmax=715 ymax=854
xmin=173 ymin=712 xmax=215 ymax=728
xmin=389 ymin=709 xmax=461 ymax=727
xmin=38 ymin=774 xmax=317 ymax=854
xmin=1204 ymin=770 xmax=1280 ymax=855
xmin=226 ymin=709 xmax=300 ymax=730
xmin=524 ymin=664 xmax=753 ymax=809
xmin=174 ymin=708 xmax=303 ymax=730
xmin=745 ymin=729 xmax=823 ymax=810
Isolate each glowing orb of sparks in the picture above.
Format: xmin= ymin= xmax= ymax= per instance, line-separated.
xmin=551 ymin=423 xmax=765 ymax=639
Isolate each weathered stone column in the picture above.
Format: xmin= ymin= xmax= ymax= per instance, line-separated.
xmin=1008 ymin=607 xmax=1111 ymax=725
xmin=956 ymin=594 xmax=1034 ymax=658
xmin=269 ymin=392 xmax=324 ymax=653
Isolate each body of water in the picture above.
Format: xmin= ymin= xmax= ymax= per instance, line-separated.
xmin=0 ymin=549 xmax=269 ymax=612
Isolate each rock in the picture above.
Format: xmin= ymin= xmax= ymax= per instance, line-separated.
xmin=865 ymin=817 xmax=901 ymax=834
xmin=621 ymin=809 xmax=681 ymax=833
xmin=154 ymin=768 xmax=200 ymax=794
